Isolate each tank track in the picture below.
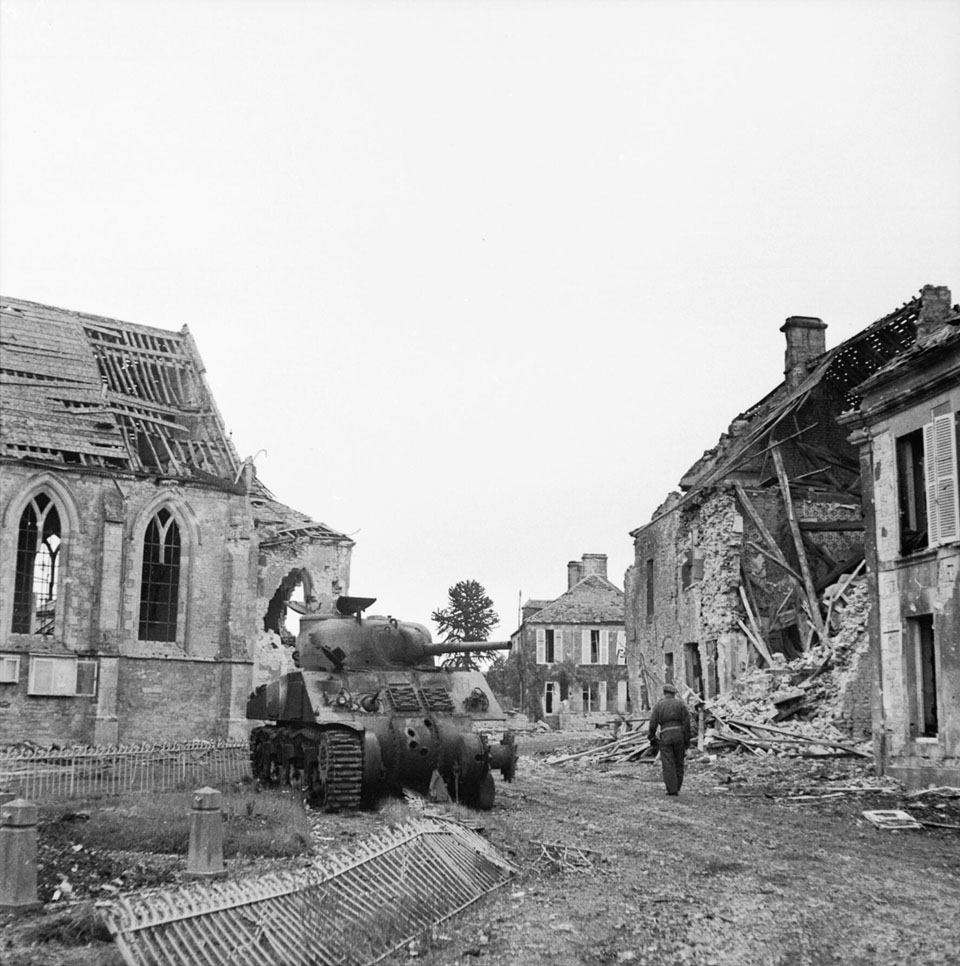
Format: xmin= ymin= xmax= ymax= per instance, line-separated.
xmin=250 ymin=725 xmax=364 ymax=812
xmin=309 ymin=727 xmax=364 ymax=812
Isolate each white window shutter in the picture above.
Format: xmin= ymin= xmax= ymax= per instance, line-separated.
xmin=599 ymin=630 xmax=610 ymax=665
xmin=581 ymin=629 xmax=590 ymax=664
xmin=598 ymin=681 xmax=608 ymax=712
xmin=934 ymin=413 xmax=959 ymax=544
xmin=536 ymin=628 xmax=546 ymax=664
xmin=924 ymin=422 xmax=941 ymax=546
xmin=617 ymin=679 xmax=628 ymax=711
xmin=553 ymin=628 xmax=562 ymax=662
xmin=617 ymin=630 xmax=626 ymax=665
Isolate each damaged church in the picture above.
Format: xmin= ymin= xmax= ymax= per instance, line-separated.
xmin=0 ymin=298 xmax=353 ymax=746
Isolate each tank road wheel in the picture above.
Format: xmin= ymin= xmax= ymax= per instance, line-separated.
xmin=311 ymin=730 xmax=364 ymax=813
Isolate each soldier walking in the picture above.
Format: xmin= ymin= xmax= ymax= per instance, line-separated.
xmin=648 ymin=683 xmax=692 ymax=796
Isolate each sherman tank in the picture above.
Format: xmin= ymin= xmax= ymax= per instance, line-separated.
xmin=246 ymin=596 xmax=517 ymax=811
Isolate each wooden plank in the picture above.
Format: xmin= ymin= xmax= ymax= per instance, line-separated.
xmin=771 ymin=446 xmax=828 ymax=646
xmin=736 ymin=617 xmax=775 ymax=666
xmin=799 ymin=519 xmax=865 ymax=532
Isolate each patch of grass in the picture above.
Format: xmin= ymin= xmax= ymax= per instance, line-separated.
xmin=15 ymin=901 xmax=112 ymax=946
xmin=40 ymin=785 xmax=314 ymax=859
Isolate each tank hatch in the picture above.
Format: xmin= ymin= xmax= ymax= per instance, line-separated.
xmin=337 ymin=596 xmax=377 ymax=617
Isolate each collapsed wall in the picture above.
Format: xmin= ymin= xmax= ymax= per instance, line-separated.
xmin=706 ymin=577 xmax=872 ymax=742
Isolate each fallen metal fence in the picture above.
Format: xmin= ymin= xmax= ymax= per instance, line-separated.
xmin=100 ymin=816 xmax=518 ymax=966
xmin=0 ymin=741 xmax=250 ymax=802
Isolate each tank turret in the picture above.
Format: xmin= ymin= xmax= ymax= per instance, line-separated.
xmin=247 ymin=596 xmax=517 ymax=812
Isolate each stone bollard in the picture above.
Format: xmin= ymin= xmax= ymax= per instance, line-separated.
xmin=186 ymin=786 xmax=225 ymax=879
xmin=0 ymin=798 xmax=43 ymax=914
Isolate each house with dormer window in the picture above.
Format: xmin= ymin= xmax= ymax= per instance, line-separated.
xmin=0 ymin=297 xmax=353 ymax=746
xmin=510 ymin=554 xmax=627 ymax=729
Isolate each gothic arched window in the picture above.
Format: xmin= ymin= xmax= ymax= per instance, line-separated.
xmin=12 ymin=493 xmax=61 ymax=635
xmin=138 ymin=508 xmax=181 ymax=642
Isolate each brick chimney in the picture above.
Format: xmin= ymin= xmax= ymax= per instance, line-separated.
xmin=916 ymin=284 xmax=953 ymax=343
xmin=580 ymin=553 xmax=608 ymax=579
xmin=567 ymin=561 xmax=584 ymax=590
xmin=780 ymin=316 xmax=827 ymax=389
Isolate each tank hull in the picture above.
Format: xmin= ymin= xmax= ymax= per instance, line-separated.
xmin=247 ymin=665 xmax=516 ymax=810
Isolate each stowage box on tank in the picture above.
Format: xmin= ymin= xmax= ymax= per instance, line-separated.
xmin=246 ymin=596 xmax=517 ymax=811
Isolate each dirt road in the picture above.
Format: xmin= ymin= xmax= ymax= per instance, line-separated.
xmin=4 ymin=732 xmax=959 ymax=965
xmin=376 ymin=734 xmax=960 ymax=966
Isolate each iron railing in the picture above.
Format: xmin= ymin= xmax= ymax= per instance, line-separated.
xmin=0 ymin=740 xmax=250 ymax=802
xmin=101 ymin=816 xmax=518 ymax=966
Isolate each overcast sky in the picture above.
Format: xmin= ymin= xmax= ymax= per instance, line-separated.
xmin=2 ymin=0 xmax=959 ymax=638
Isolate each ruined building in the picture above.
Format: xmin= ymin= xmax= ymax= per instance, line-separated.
xmin=510 ymin=554 xmax=627 ymax=729
xmin=624 ymin=292 xmax=934 ymax=734
xmin=0 ymin=298 xmax=353 ymax=746
xmin=843 ymin=285 xmax=960 ymax=786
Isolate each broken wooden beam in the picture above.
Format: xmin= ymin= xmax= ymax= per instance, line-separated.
xmin=798 ymin=519 xmax=865 ymax=532
xmin=771 ymin=445 xmax=828 ymax=646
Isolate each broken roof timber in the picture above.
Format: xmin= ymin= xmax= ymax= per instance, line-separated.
xmin=1 ymin=297 xmax=241 ymax=483
xmin=629 ymin=293 xmax=922 ymax=537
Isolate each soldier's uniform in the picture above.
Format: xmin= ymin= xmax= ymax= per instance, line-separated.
xmin=647 ymin=684 xmax=692 ymax=796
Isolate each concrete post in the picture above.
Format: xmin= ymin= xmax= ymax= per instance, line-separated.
xmin=0 ymin=798 xmax=43 ymax=914
xmin=186 ymin=786 xmax=225 ymax=879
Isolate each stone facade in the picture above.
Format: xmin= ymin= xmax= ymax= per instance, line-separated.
xmin=624 ymin=297 xmax=926 ymax=719
xmin=510 ymin=554 xmax=628 ymax=729
xmin=0 ymin=298 xmax=353 ymax=746
xmin=846 ymin=285 xmax=960 ymax=786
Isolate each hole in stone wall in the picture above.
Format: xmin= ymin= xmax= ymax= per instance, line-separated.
xmin=263 ymin=569 xmax=307 ymax=647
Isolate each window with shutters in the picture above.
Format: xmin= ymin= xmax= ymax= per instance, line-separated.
xmin=615 ymin=631 xmax=626 ymax=665
xmin=581 ymin=629 xmax=601 ymax=665
xmin=536 ymin=628 xmax=560 ymax=664
xmin=139 ymin=508 xmax=181 ymax=642
xmin=546 ymin=628 xmax=558 ymax=663
xmin=12 ymin=493 xmax=62 ymax=635
xmin=896 ymin=413 xmax=960 ymax=554
xmin=28 ymin=656 xmax=98 ymax=696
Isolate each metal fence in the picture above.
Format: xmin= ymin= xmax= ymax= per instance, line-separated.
xmin=100 ymin=816 xmax=518 ymax=966
xmin=0 ymin=741 xmax=250 ymax=802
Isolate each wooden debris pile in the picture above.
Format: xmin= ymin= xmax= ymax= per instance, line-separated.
xmin=544 ymin=698 xmax=870 ymax=766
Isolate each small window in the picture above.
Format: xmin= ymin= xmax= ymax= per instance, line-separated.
xmin=76 ymin=660 xmax=99 ymax=697
xmin=28 ymin=656 xmax=98 ymax=697
xmin=681 ymin=548 xmax=704 ymax=589
xmin=0 ymin=655 xmax=20 ymax=684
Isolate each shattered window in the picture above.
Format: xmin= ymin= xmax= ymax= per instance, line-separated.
xmin=12 ymin=493 xmax=61 ymax=635
xmin=138 ymin=508 xmax=181 ymax=642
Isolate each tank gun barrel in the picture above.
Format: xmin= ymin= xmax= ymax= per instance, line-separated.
xmin=420 ymin=640 xmax=512 ymax=657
